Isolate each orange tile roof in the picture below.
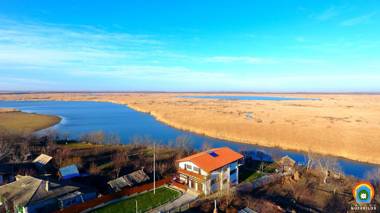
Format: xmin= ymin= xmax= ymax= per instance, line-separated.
xmin=177 ymin=147 xmax=243 ymax=173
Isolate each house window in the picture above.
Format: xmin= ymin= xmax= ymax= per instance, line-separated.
xmin=211 ymin=178 xmax=217 ymax=186
xmin=230 ymin=169 xmax=237 ymax=175
xmin=193 ymin=166 xmax=200 ymax=173
xmin=186 ymin=164 xmax=192 ymax=170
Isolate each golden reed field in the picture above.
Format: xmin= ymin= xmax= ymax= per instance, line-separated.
xmin=0 ymin=92 xmax=379 ymax=164
xmin=0 ymin=108 xmax=61 ymax=134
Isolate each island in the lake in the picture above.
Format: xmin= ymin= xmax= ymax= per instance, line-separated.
xmin=0 ymin=108 xmax=61 ymax=134
xmin=0 ymin=92 xmax=379 ymax=165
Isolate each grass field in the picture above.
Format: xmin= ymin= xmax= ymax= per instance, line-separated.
xmin=62 ymin=142 xmax=103 ymax=149
xmin=93 ymin=187 xmax=181 ymax=213
xmin=0 ymin=111 xmax=61 ymax=134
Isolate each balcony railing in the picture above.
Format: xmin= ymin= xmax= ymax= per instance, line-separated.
xmin=178 ymin=168 xmax=205 ymax=180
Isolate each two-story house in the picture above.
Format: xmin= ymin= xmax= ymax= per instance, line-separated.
xmin=176 ymin=147 xmax=243 ymax=195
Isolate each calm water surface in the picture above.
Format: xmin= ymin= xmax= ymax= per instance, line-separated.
xmin=0 ymin=100 xmax=376 ymax=179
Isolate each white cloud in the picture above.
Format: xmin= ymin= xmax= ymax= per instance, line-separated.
xmin=0 ymin=77 xmax=59 ymax=91
xmin=0 ymin=18 xmax=163 ymax=72
xmin=313 ymin=7 xmax=339 ymax=21
xmin=0 ymin=18 xmax=376 ymax=92
xmin=69 ymin=65 xmax=237 ymax=86
xmin=341 ymin=12 xmax=377 ymax=26
xmin=295 ymin=36 xmax=306 ymax=43
xmin=205 ymin=56 xmax=324 ymax=65
xmin=205 ymin=56 xmax=275 ymax=64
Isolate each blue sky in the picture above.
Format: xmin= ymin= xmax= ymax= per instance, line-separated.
xmin=0 ymin=0 xmax=379 ymax=92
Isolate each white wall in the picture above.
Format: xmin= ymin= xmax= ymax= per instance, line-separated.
xmin=178 ymin=160 xmax=241 ymax=195
xmin=178 ymin=161 xmax=208 ymax=176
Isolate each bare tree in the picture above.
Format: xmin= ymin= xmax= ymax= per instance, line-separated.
xmin=89 ymin=162 xmax=101 ymax=175
xmin=317 ymin=156 xmax=340 ymax=184
xmin=157 ymin=161 xmax=170 ymax=176
xmin=201 ymin=142 xmax=212 ymax=151
xmin=46 ymin=139 xmax=58 ymax=157
xmin=105 ymin=133 xmax=121 ymax=145
xmin=112 ymin=152 xmax=129 ymax=178
xmin=80 ymin=131 xmax=105 ymax=144
xmin=366 ymin=167 xmax=380 ymax=188
xmin=45 ymin=129 xmax=58 ymax=143
xmin=56 ymin=147 xmax=71 ymax=167
xmin=174 ymin=135 xmax=193 ymax=157
xmin=224 ymin=185 xmax=236 ymax=207
xmin=18 ymin=141 xmax=30 ymax=161
xmin=256 ymin=151 xmax=265 ymax=172
xmin=305 ymin=149 xmax=318 ymax=172
xmin=0 ymin=132 xmax=12 ymax=160
xmin=0 ymin=133 xmax=34 ymax=162
xmin=270 ymin=149 xmax=282 ymax=162
xmin=61 ymin=132 xmax=70 ymax=142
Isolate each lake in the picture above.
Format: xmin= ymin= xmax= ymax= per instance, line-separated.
xmin=0 ymin=100 xmax=376 ymax=179
xmin=182 ymin=95 xmax=320 ymax=101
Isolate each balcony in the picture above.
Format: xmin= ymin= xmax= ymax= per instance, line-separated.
xmin=178 ymin=168 xmax=204 ymax=180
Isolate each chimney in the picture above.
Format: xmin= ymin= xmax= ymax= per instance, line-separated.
xmin=45 ymin=181 xmax=49 ymax=191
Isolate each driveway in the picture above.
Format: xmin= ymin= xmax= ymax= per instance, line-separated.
xmin=153 ymin=191 xmax=198 ymax=212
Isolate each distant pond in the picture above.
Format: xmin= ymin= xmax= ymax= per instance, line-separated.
xmin=0 ymin=100 xmax=376 ymax=179
xmin=181 ymin=95 xmax=320 ymax=101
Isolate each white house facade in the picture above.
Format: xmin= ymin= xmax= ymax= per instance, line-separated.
xmin=176 ymin=147 xmax=243 ymax=195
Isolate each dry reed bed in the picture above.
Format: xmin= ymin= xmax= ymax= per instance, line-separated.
xmin=0 ymin=110 xmax=61 ymax=133
xmin=0 ymin=93 xmax=379 ymax=164
xmin=0 ymin=108 xmax=19 ymax=113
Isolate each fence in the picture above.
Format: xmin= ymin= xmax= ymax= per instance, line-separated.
xmin=57 ymin=177 xmax=171 ymax=213
xmin=159 ymin=197 xmax=197 ymax=213
xmin=170 ymin=181 xmax=188 ymax=191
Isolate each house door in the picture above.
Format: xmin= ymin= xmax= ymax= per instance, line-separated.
xmin=197 ymin=182 xmax=201 ymax=191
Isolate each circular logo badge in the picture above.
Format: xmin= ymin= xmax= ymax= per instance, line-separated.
xmin=353 ymin=182 xmax=375 ymax=204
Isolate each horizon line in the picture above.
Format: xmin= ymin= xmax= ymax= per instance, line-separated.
xmin=1 ymin=90 xmax=380 ymax=95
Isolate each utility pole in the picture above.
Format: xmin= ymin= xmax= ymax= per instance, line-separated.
xmin=153 ymin=142 xmax=156 ymax=194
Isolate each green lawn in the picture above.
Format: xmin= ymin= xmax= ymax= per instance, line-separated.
xmin=239 ymin=163 xmax=277 ymax=183
xmin=244 ymin=171 xmax=264 ymax=182
xmin=93 ymin=187 xmax=181 ymax=213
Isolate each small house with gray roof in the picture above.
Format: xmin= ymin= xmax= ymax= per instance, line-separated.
xmin=107 ymin=169 xmax=150 ymax=192
xmin=0 ymin=175 xmax=96 ymax=213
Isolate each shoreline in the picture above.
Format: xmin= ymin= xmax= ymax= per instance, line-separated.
xmin=34 ymin=115 xmax=65 ymax=134
xmin=0 ymin=108 xmax=61 ymax=133
xmin=22 ymin=99 xmax=379 ymax=169
xmin=0 ymin=93 xmax=379 ymax=165
xmin=125 ymin=102 xmax=379 ymax=166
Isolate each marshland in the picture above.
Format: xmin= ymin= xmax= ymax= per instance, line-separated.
xmin=0 ymin=92 xmax=379 ymax=170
